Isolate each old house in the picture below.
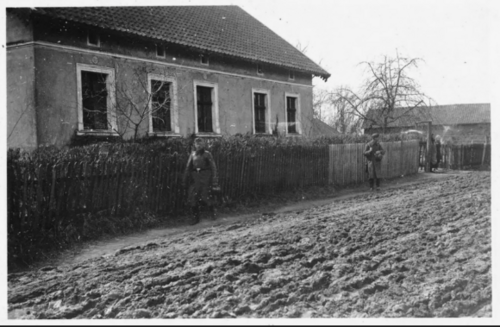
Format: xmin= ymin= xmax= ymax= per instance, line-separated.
xmin=7 ymin=6 xmax=330 ymax=149
xmin=362 ymin=103 xmax=491 ymax=143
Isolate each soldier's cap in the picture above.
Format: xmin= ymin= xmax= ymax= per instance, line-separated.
xmin=372 ymin=133 xmax=380 ymax=138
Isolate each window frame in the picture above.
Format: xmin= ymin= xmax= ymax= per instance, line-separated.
xmin=87 ymin=29 xmax=100 ymax=47
xmin=156 ymin=44 xmax=165 ymax=58
xmin=76 ymin=64 xmax=117 ymax=135
xmin=288 ymin=70 xmax=295 ymax=81
xmin=285 ymin=93 xmax=302 ymax=135
xmin=200 ymin=54 xmax=209 ymax=65
xmin=256 ymin=64 xmax=264 ymax=76
xmin=147 ymin=74 xmax=180 ymax=135
xmin=251 ymin=88 xmax=272 ymax=134
xmin=193 ymin=80 xmax=220 ymax=135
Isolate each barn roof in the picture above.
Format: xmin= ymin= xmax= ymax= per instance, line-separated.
xmin=361 ymin=103 xmax=490 ymax=129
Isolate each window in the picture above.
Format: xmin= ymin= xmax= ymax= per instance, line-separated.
xmin=87 ymin=30 xmax=100 ymax=47
xmin=257 ymin=64 xmax=263 ymax=75
xmin=148 ymin=74 xmax=179 ymax=135
xmin=289 ymin=70 xmax=295 ymax=80
xmin=151 ymin=80 xmax=171 ymax=132
xmin=200 ymin=54 xmax=209 ymax=65
xmin=76 ymin=64 xmax=117 ymax=134
xmin=193 ymin=81 xmax=220 ymax=134
xmin=286 ymin=97 xmax=297 ymax=133
xmin=285 ymin=93 xmax=301 ymax=135
xmin=197 ymin=86 xmax=213 ymax=132
xmin=156 ymin=44 xmax=165 ymax=58
xmin=254 ymin=93 xmax=267 ymax=133
xmin=252 ymin=89 xmax=271 ymax=134
xmin=82 ymin=71 xmax=108 ymax=130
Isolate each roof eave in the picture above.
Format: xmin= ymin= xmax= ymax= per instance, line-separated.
xmin=30 ymin=8 xmax=331 ymax=79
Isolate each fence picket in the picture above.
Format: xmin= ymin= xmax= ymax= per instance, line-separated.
xmin=8 ymin=140 xmax=428 ymax=243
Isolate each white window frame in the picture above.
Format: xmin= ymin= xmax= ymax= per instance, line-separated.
xmin=148 ymin=74 xmax=179 ymax=135
xmin=285 ymin=93 xmax=302 ymax=135
xmin=193 ymin=80 xmax=220 ymax=134
xmin=288 ymin=70 xmax=295 ymax=81
xmin=251 ymin=88 xmax=272 ymax=134
xmin=87 ymin=30 xmax=100 ymax=47
xmin=76 ymin=63 xmax=117 ymax=135
xmin=156 ymin=44 xmax=165 ymax=58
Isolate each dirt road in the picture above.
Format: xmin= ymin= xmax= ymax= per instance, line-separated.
xmin=8 ymin=171 xmax=491 ymax=318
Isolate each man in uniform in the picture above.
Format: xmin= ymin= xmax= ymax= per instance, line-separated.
xmin=364 ymin=133 xmax=386 ymax=191
xmin=183 ymin=138 xmax=219 ymax=225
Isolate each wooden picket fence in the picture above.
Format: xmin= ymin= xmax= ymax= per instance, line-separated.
xmin=417 ymin=142 xmax=490 ymax=171
xmin=214 ymin=146 xmax=330 ymax=200
xmin=442 ymin=143 xmax=491 ymax=170
xmin=328 ymin=140 xmax=420 ymax=185
xmin=7 ymin=140 xmax=420 ymax=244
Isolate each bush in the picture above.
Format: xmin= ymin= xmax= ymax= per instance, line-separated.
xmin=13 ymin=132 xmax=420 ymax=164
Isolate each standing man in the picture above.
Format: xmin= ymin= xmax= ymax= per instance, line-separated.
xmin=433 ymin=135 xmax=442 ymax=172
xmin=364 ymin=133 xmax=386 ymax=191
xmin=183 ymin=138 xmax=219 ymax=225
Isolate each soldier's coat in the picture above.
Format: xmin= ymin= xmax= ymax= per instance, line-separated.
xmin=184 ymin=149 xmax=218 ymax=207
xmin=364 ymin=140 xmax=385 ymax=179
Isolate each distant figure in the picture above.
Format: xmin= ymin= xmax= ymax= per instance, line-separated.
xmin=428 ymin=134 xmax=438 ymax=172
xmin=183 ymin=138 xmax=219 ymax=225
xmin=433 ymin=135 xmax=442 ymax=171
xmin=364 ymin=133 xmax=386 ymax=191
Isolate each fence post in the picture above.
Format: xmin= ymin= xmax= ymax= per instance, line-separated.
xmin=481 ymin=136 xmax=488 ymax=167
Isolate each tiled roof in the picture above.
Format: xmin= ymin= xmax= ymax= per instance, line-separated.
xmin=31 ymin=6 xmax=330 ymax=79
xmin=362 ymin=103 xmax=490 ymax=129
xmin=311 ymin=118 xmax=339 ymax=137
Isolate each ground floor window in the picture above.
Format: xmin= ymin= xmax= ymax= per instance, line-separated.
xmin=197 ymin=86 xmax=213 ymax=133
xmin=286 ymin=96 xmax=297 ymax=133
xmin=150 ymin=80 xmax=171 ymax=132
xmin=77 ymin=64 xmax=117 ymax=133
xmin=82 ymin=71 xmax=108 ymax=130
xmin=252 ymin=89 xmax=271 ymax=134
xmin=148 ymin=74 xmax=179 ymax=135
xmin=285 ymin=93 xmax=301 ymax=135
xmin=254 ymin=93 xmax=267 ymax=133
xmin=194 ymin=81 xmax=220 ymax=134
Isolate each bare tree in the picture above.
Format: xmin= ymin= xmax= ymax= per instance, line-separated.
xmin=329 ymin=86 xmax=361 ymax=134
xmin=111 ymin=65 xmax=180 ymax=140
xmin=312 ymin=87 xmax=331 ymax=121
xmin=295 ymin=41 xmax=309 ymax=55
xmin=337 ymin=52 xmax=436 ymax=133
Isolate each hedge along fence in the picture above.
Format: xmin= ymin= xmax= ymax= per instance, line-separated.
xmin=328 ymin=140 xmax=420 ymax=186
xmin=7 ymin=134 xmax=421 ymax=267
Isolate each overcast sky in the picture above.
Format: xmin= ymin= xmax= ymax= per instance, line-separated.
xmin=238 ymin=0 xmax=495 ymax=106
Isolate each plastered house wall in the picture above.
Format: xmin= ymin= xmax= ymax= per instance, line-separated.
xmin=7 ymin=12 xmax=316 ymax=148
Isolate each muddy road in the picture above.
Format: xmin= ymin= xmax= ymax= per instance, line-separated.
xmin=8 ymin=171 xmax=491 ymax=319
